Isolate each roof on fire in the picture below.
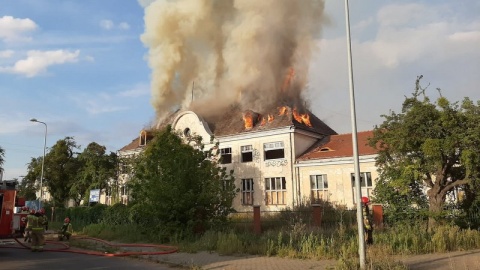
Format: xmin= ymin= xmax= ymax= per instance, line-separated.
xmin=202 ymin=105 xmax=337 ymax=137
xmin=118 ymin=106 xmax=337 ymax=152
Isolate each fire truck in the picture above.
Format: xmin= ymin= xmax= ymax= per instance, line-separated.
xmin=0 ymin=180 xmax=28 ymax=238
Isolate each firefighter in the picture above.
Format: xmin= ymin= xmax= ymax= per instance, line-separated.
xmin=39 ymin=208 xmax=48 ymax=231
xmin=24 ymin=209 xmax=36 ymax=243
xmin=29 ymin=209 xmax=46 ymax=251
xmin=59 ymin=217 xmax=73 ymax=241
xmin=361 ymin=196 xmax=373 ymax=245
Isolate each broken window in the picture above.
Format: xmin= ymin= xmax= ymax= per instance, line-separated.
xmin=310 ymin=174 xmax=329 ymax=203
xmin=264 ymin=141 xmax=284 ymax=160
xmin=220 ymin=147 xmax=232 ymax=164
xmin=351 ymin=172 xmax=373 ymax=204
xmin=265 ymin=177 xmax=286 ymax=205
xmin=242 ymin=178 xmax=254 ymax=205
xmin=241 ymin=145 xmax=253 ymax=162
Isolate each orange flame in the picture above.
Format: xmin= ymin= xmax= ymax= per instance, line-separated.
xmin=292 ymin=108 xmax=302 ymax=123
xmin=260 ymin=117 xmax=266 ymax=126
xmin=281 ymin=67 xmax=295 ymax=92
xmin=243 ymin=113 xmax=254 ymax=129
xmin=268 ymin=114 xmax=274 ymax=123
xmin=292 ymin=108 xmax=312 ymax=127
xmin=301 ymin=113 xmax=312 ymax=127
xmin=278 ymin=106 xmax=288 ymax=116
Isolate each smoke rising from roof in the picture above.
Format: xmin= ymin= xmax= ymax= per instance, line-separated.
xmin=141 ymin=0 xmax=327 ymax=121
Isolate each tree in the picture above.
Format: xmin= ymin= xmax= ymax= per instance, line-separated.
xmin=129 ymin=126 xmax=236 ymax=238
xmin=369 ymin=76 xmax=480 ymax=228
xmin=71 ymin=142 xmax=118 ymax=206
xmin=17 ymin=176 xmax=37 ymax=200
xmin=43 ymin=137 xmax=81 ymax=206
xmin=24 ymin=157 xmax=44 ymax=200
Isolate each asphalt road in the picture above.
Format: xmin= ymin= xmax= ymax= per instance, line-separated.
xmin=0 ymin=243 xmax=171 ymax=270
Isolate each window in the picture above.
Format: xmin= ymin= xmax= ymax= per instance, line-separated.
xmin=120 ymin=185 xmax=128 ymax=196
xmin=140 ymin=131 xmax=148 ymax=146
xmin=241 ymin=145 xmax=253 ymax=162
xmin=264 ymin=142 xmax=285 ymax=160
xmin=222 ymin=178 xmax=234 ymax=191
xmin=351 ymin=172 xmax=373 ymax=203
xmin=265 ymin=177 xmax=286 ymax=205
xmin=242 ymin=178 xmax=254 ymax=205
xmin=183 ymin=128 xmax=191 ymax=137
xmin=220 ymin=147 xmax=232 ymax=164
xmin=310 ymin=174 xmax=328 ymax=203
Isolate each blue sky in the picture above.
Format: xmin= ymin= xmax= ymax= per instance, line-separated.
xmin=1 ymin=0 xmax=479 ymax=180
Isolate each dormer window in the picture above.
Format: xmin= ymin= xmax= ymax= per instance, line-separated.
xmin=140 ymin=130 xmax=148 ymax=146
xmin=184 ymin=128 xmax=191 ymax=137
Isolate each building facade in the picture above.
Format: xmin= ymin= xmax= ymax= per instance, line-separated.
xmin=113 ymin=108 xmax=379 ymax=210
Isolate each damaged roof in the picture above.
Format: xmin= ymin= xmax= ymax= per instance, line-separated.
xmin=119 ymin=106 xmax=337 ymax=151
xmin=297 ymin=131 xmax=377 ymax=161
xmin=202 ymin=105 xmax=337 ymax=137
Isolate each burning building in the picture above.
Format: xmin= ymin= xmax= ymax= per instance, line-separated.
xmin=111 ymin=1 xmax=380 ymax=210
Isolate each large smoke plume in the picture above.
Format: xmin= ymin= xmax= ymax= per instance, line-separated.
xmin=141 ymin=0 xmax=327 ymax=121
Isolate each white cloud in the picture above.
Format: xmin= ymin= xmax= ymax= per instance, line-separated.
xmin=0 ymin=50 xmax=80 ymax=77
xmin=0 ymin=16 xmax=37 ymax=42
xmin=100 ymin=19 xmax=114 ymax=30
xmin=118 ymin=22 xmax=131 ymax=30
xmin=85 ymin=95 xmax=128 ymax=115
xmin=85 ymin=55 xmax=95 ymax=62
xmin=138 ymin=0 xmax=156 ymax=8
xmin=118 ymin=84 xmax=149 ymax=97
xmin=0 ymin=50 xmax=14 ymax=58
xmin=100 ymin=20 xmax=130 ymax=31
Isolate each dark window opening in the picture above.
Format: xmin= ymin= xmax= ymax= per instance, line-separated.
xmin=220 ymin=147 xmax=232 ymax=164
xmin=264 ymin=142 xmax=285 ymax=160
xmin=241 ymin=145 xmax=253 ymax=162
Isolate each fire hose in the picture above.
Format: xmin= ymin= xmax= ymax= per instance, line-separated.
xmin=0 ymin=235 xmax=178 ymax=257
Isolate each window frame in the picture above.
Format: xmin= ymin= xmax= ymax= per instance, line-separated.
xmin=263 ymin=141 xmax=285 ymax=160
xmin=220 ymin=147 xmax=232 ymax=164
xmin=241 ymin=178 xmax=254 ymax=205
xmin=351 ymin=172 xmax=373 ymax=203
xmin=310 ymin=174 xmax=329 ymax=203
xmin=241 ymin=145 xmax=253 ymax=163
xmin=265 ymin=177 xmax=287 ymax=205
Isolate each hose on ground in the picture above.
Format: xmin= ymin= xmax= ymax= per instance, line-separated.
xmin=0 ymin=235 xmax=178 ymax=257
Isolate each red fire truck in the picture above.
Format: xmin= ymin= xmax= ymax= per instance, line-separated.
xmin=0 ymin=180 xmax=28 ymax=238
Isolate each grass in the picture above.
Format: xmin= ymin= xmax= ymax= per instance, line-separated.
xmin=75 ymin=216 xmax=480 ymax=270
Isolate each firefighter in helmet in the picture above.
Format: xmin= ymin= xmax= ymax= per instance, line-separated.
xmin=28 ymin=209 xmax=46 ymax=251
xmin=39 ymin=208 xmax=48 ymax=231
xmin=24 ymin=209 xmax=36 ymax=243
xmin=59 ymin=217 xmax=73 ymax=241
xmin=361 ymin=196 xmax=373 ymax=245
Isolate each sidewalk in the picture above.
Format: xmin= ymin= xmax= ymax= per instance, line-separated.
xmin=140 ymin=249 xmax=480 ymax=270
xmin=148 ymin=251 xmax=338 ymax=270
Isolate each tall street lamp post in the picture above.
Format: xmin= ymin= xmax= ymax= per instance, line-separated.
xmin=344 ymin=0 xmax=366 ymax=268
xmin=30 ymin=118 xmax=47 ymax=209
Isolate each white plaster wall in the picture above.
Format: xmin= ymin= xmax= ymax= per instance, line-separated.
xmin=218 ymin=133 xmax=295 ymax=211
xmin=297 ymin=159 xmax=378 ymax=209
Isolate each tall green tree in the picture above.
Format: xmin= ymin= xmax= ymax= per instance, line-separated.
xmin=369 ymin=76 xmax=480 ymax=228
xmin=17 ymin=176 xmax=37 ymax=200
xmin=71 ymin=142 xmax=118 ymax=206
xmin=43 ymin=137 xmax=81 ymax=206
xmin=24 ymin=157 xmax=44 ymax=200
xmin=129 ymin=126 xmax=236 ymax=237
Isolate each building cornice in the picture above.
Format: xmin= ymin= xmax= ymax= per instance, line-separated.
xmin=295 ymin=154 xmax=377 ymax=167
xmin=216 ymin=126 xmax=324 ymax=143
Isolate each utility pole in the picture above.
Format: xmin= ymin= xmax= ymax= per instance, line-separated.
xmin=344 ymin=0 xmax=367 ymax=268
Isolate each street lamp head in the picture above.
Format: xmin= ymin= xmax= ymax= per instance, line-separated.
xmin=30 ymin=118 xmax=38 ymax=122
